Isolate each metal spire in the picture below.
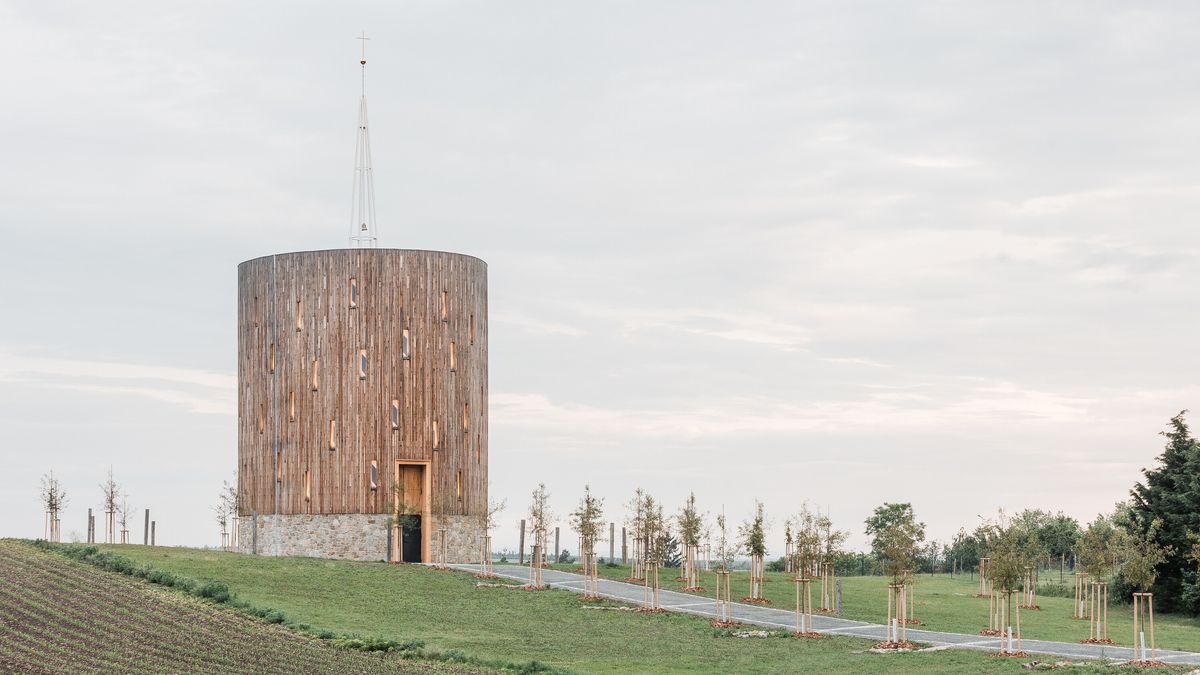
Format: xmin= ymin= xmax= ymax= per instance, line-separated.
xmin=349 ymin=31 xmax=378 ymax=247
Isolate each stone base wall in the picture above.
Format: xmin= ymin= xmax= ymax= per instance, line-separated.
xmin=237 ymin=512 xmax=483 ymax=563
xmin=428 ymin=514 xmax=485 ymax=564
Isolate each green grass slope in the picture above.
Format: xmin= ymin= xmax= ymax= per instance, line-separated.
xmin=101 ymin=545 xmax=1185 ymax=674
xmin=562 ymin=563 xmax=1200 ymax=653
xmin=0 ymin=540 xmax=477 ymax=674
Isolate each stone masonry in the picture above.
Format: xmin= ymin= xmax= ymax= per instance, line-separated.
xmin=237 ymin=512 xmax=483 ymax=563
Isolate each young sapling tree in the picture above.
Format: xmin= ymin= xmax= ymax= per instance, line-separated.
xmin=738 ymin=500 xmax=769 ymax=603
xmin=40 ymin=471 xmax=68 ymax=543
xmin=677 ymin=492 xmax=705 ymax=590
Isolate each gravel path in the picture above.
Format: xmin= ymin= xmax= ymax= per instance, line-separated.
xmin=451 ymin=563 xmax=1200 ymax=665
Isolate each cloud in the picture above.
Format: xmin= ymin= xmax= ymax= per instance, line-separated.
xmin=0 ymin=348 xmax=234 ymax=415
xmin=493 ymin=377 xmax=1095 ymax=444
xmin=895 ymin=155 xmax=979 ymax=170
xmin=1011 ymin=184 xmax=1200 ymax=216
xmin=583 ymin=306 xmax=814 ymax=350
xmin=492 ymin=311 xmax=588 ymax=337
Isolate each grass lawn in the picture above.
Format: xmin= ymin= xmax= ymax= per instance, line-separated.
xmin=557 ymin=562 xmax=1200 ymax=653
xmin=101 ymin=545 xmax=1190 ymax=674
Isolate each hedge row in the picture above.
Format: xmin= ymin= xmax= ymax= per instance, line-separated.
xmin=32 ymin=540 xmax=565 ymax=674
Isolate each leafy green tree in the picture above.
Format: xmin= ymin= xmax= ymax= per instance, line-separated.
xmin=1038 ymin=512 xmax=1081 ymax=577
xmin=642 ymin=495 xmax=668 ymax=565
xmin=569 ymin=484 xmax=604 ymax=560
xmin=819 ymin=512 xmax=849 ymax=567
xmin=1076 ymin=514 xmax=1125 ymax=579
xmin=738 ymin=501 xmax=768 ymax=559
xmin=1120 ymin=519 xmax=1172 ymax=592
xmin=1130 ymin=411 xmax=1200 ymax=613
xmin=864 ymin=502 xmax=925 ymax=581
xmin=678 ymin=493 xmax=703 ymax=551
xmin=946 ymin=528 xmax=980 ymax=573
xmin=791 ymin=504 xmax=820 ymax=574
xmin=976 ymin=511 xmax=1037 ymax=593
xmin=714 ymin=510 xmax=734 ymax=571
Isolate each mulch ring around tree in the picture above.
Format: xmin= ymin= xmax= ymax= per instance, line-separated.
xmin=636 ymin=607 xmax=668 ymax=614
xmin=869 ymin=640 xmax=918 ymax=652
xmin=1080 ymin=638 xmax=1115 ymax=645
xmin=577 ymin=594 xmax=605 ymax=602
xmin=473 ymin=573 xmax=500 ymax=580
xmin=740 ymin=597 xmax=771 ymax=604
xmin=900 ymin=618 xmax=923 ymax=625
xmin=792 ymin=631 xmax=821 ymax=639
xmin=979 ymin=629 xmax=1005 ymax=637
xmin=992 ymin=650 xmax=1030 ymax=658
xmin=681 ymin=586 xmax=705 ymax=592
xmin=1021 ymin=605 xmax=1042 ymax=611
xmin=1127 ymin=660 xmax=1169 ymax=668
xmin=709 ymin=619 xmax=743 ymax=628
xmin=623 ymin=577 xmax=645 ymax=583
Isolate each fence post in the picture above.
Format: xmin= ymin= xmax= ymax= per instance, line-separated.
xmin=622 ymin=527 xmax=628 ymax=565
xmin=554 ymin=527 xmax=560 ymax=564
xmin=610 ymin=522 xmax=615 ymax=562
xmin=151 ymin=521 xmax=156 ymax=546
xmin=519 ymin=519 xmax=526 ymax=565
xmin=144 ymin=509 xmax=150 ymax=545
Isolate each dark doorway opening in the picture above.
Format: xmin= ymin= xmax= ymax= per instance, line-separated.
xmin=401 ymin=515 xmax=422 ymax=563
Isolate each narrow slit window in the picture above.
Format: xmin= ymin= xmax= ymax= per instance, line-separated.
xmin=433 ymin=421 xmax=439 ymax=449
xmin=304 ymin=469 xmax=312 ymax=501
xmin=449 ymin=341 xmax=456 ymax=372
xmin=469 ymin=314 xmax=475 ymax=345
xmin=258 ymin=404 xmax=265 ymax=434
xmin=441 ymin=291 xmax=448 ymax=322
xmin=401 ymin=329 xmax=410 ymax=359
xmin=311 ymin=359 xmax=320 ymax=391
xmin=288 ymin=391 xmax=296 ymax=422
xmin=296 ymin=300 xmax=303 ymax=332
xmin=370 ymin=460 xmax=379 ymax=491
xmin=329 ymin=419 xmax=337 ymax=451
xmin=349 ymin=277 xmax=358 ymax=308
xmin=276 ymin=450 xmax=282 ymax=482
xmin=476 ymin=434 xmax=481 ymax=464
xmin=359 ymin=349 xmax=368 ymax=379
xmin=455 ymin=471 xmax=462 ymax=500
xmin=268 ymin=343 xmax=275 ymax=373
xmin=390 ymin=399 xmax=400 ymax=430
xmin=463 ymin=402 xmax=469 ymax=432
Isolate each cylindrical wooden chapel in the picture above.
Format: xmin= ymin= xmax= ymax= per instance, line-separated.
xmin=236 ymin=249 xmax=487 ymax=562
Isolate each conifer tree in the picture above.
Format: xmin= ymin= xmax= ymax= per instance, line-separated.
xmin=1130 ymin=411 xmax=1200 ymax=612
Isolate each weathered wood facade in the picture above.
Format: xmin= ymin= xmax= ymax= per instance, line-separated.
xmin=237 ymin=249 xmax=487 ymax=561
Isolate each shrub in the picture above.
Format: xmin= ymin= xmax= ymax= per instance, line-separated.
xmin=264 ymin=609 xmax=287 ymax=624
xmin=196 ymin=580 xmax=231 ymax=603
xmin=330 ymin=637 xmax=424 ymax=653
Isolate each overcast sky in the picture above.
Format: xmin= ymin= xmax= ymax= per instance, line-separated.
xmin=3 ymin=1 xmax=1199 ymax=555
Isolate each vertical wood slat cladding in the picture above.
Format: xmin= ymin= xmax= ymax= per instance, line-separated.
xmin=238 ymin=249 xmax=487 ymax=524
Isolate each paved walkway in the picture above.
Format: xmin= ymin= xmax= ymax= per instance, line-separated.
xmin=451 ymin=564 xmax=1200 ymax=665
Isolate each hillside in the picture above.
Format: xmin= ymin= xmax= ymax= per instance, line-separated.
xmin=0 ymin=540 xmax=481 ymax=674
xmin=92 ymin=544 xmax=1157 ymax=674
